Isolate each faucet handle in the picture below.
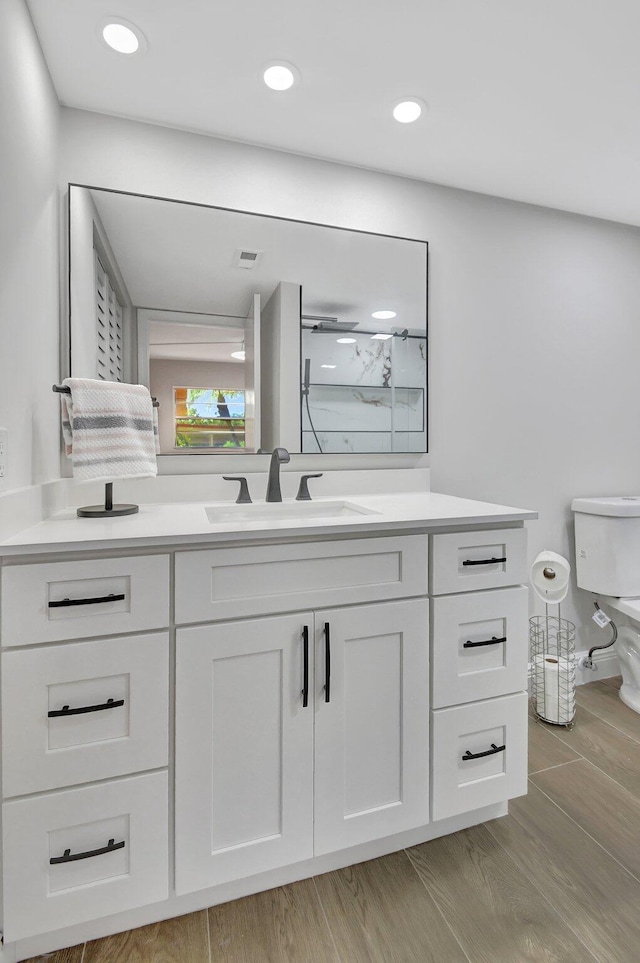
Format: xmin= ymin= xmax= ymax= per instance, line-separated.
xmin=223 ymin=476 xmax=252 ymax=504
xmin=296 ymin=474 xmax=323 ymax=501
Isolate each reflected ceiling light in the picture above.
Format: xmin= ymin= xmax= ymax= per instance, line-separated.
xmin=100 ymin=19 xmax=146 ymax=54
xmin=262 ymin=62 xmax=299 ymax=90
xmin=392 ymin=99 xmax=426 ymax=123
xmin=321 ymin=364 xmax=337 ymax=369
xmin=371 ymin=333 xmax=393 ymax=340
xmin=336 ymin=337 xmax=357 ymax=344
xmin=231 ymin=349 xmax=245 ymax=361
xmin=372 ymin=310 xmax=397 ymax=320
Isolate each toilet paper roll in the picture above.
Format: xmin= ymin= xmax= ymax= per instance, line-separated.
xmin=533 ymin=655 xmax=575 ymax=724
xmin=530 ymin=550 xmax=571 ymax=605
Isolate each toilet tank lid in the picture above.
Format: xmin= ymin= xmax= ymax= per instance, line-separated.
xmin=572 ymin=496 xmax=640 ymax=516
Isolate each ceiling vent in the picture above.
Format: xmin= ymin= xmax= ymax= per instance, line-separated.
xmin=234 ymin=248 xmax=264 ymax=269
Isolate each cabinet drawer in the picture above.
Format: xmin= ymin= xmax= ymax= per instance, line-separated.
xmin=2 ymin=633 xmax=169 ymax=797
xmin=1 ymin=555 xmax=170 ymax=646
xmin=431 ymin=692 xmax=527 ymax=821
xmin=430 ymin=528 xmax=527 ymax=595
xmin=2 ymin=771 xmax=168 ymax=942
xmin=431 ymin=587 xmax=528 ymax=708
xmin=175 ymin=535 xmax=428 ymax=623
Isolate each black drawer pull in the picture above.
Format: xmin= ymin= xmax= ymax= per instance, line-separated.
xmin=302 ymin=625 xmax=309 ymax=708
xmin=462 ymin=743 xmax=506 ymax=761
xmin=50 ymin=838 xmax=125 ymax=865
xmin=463 ymin=636 xmax=507 ymax=649
xmin=48 ymin=698 xmax=125 ymax=718
xmin=462 ymin=557 xmax=507 ymax=567
xmin=48 ymin=593 xmax=126 ymax=609
xmin=324 ymin=622 xmax=331 ymax=703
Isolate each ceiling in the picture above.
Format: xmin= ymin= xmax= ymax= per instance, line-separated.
xmin=81 ymin=184 xmax=426 ymax=364
xmin=147 ymin=321 xmax=245 ymax=365
xmin=27 ymin=0 xmax=640 ymax=226
xmin=85 ymin=185 xmax=426 ymax=325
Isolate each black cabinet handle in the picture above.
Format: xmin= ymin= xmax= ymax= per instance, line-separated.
xmin=302 ymin=626 xmax=309 ymax=708
xmin=462 ymin=743 xmax=506 ymax=761
xmin=48 ymin=697 xmax=125 ymax=718
xmin=48 ymin=593 xmax=125 ymax=609
xmin=50 ymin=838 xmax=125 ymax=865
xmin=324 ymin=622 xmax=331 ymax=703
xmin=463 ymin=636 xmax=507 ymax=649
xmin=462 ymin=557 xmax=507 ymax=567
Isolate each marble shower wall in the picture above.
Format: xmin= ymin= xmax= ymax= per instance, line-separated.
xmin=301 ymin=329 xmax=427 ymax=453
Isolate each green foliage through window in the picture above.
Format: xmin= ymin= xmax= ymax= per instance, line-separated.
xmin=174 ymin=387 xmax=246 ymax=449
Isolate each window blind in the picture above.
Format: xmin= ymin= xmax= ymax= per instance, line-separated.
xmin=94 ymin=251 xmax=123 ymax=382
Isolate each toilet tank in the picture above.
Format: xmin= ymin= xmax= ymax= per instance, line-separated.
xmin=572 ymin=496 xmax=640 ymax=597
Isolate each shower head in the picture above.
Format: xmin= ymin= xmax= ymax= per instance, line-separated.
xmin=301 ymin=315 xmax=360 ymax=332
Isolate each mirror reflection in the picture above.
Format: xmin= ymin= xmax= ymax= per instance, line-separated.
xmin=68 ymin=185 xmax=428 ymax=455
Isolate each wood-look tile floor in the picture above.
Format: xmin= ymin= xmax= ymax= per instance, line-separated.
xmin=25 ymin=676 xmax=640 ymax=963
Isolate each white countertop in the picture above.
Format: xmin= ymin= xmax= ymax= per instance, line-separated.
xmin=0 ymin=491 xmax=537 ymax=557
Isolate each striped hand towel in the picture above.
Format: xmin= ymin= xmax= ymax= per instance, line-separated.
xmin=60 ymin=379 xmax=159 ymax=482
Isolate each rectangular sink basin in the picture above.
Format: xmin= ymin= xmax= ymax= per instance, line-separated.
xmin=205 ymin=500 xmax=379 ymax=524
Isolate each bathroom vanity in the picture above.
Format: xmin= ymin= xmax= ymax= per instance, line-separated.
xmin=0 ymin=490 xmax=535 ymax=960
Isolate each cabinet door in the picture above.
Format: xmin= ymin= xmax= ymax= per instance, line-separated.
xmin=314 ymin=599 xmax=430 ymax=855
xmin=175 ymin=613 xmax=314 ymax=894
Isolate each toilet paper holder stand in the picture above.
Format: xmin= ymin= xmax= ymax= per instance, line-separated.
xmin=530 ymin=605 xmax=576 ymax=728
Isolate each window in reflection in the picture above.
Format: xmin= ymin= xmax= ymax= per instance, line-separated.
xmin=174 ymin=387 xmax=246 ymax=449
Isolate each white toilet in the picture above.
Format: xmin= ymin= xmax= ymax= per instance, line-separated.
xmin=572 ymin=496 xmax=640 ymax=714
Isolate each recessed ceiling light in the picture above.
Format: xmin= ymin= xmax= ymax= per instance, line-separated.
xmin=262 ymin=62 xmax=299 ymax=91
xmin=393 ymin=99 xmax=426 ymax=124
xmin=321 ymin=364 xmax=337 ymax=369
xmin=371 ymin=333 xmax=393 ymax=340
xmin=336 ymin=337 xmax=357 ymax=344
xmin=231 ymin=350 xmax=246 ymax=361
xmin=100 ymin=18 xmax=146 ymax=54
xmin=372 ymin=310 xmax=397 ymax=320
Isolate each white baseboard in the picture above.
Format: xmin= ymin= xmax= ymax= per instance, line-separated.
xmin=574 ymin=647 xmax=620 ymax=686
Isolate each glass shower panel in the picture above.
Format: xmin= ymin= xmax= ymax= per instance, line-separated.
xmin=300 ymin=330 xmax=426 ymax=454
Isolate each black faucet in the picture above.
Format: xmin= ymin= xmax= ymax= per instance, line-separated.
xmin=266 ymin=448 xmax=290 ymax=502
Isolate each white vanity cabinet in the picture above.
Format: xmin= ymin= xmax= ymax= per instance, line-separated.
xmin=0 ymin=508 xmax=533 ymax=958
xmin=173 ymin=537 xmax=430 ymax=894
xmin=0 ymin=553 xmax=171 ymax=944
xmin=174 ymin=597 xmax=429 ymax=894
xmin=429 ymin=528 xmax=529 ymax=820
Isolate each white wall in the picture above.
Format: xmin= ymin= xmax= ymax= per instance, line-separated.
xmin=261 ymin=282 xmax=301 ymax=450
xmin=0 ymin=0 xmax=60 ymax=492
xmin=57 ymin=108 xmax=640 ymax=648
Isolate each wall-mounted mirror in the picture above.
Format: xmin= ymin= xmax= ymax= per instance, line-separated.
xmin=68 ymin=185 xmax=428 ymax=455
